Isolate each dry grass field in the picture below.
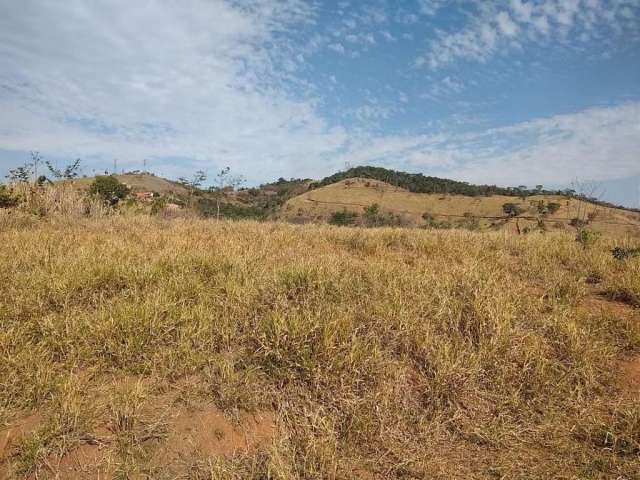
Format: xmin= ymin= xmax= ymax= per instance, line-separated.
xmin=0 ymin=209 xmax=639 ymax=479
xmin=282 ymin=178 xmax=640 ymax=237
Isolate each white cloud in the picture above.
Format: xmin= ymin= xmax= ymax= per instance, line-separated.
xmin=328 ymin=42 xmax=346 ymax=54
xmin=496 ymin=12 xmax=519 ymax=37
xmin=453 ymin=102 xmax=640 ymax=185
xmin=417 ymin=0 xmax=447 ymax=17
xmin=0 ymin=0 xmax=349 ymax=180
xmin=421 ymin=0 xmax=639 ymax=69
xmin=335 ymin=102 xmax=640 ymax=187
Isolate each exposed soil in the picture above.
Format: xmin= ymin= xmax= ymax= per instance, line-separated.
xmin=1 ymin=401 xmax=275 ymax=479
xmin=620 ymin=355 xmax=640 ymax=393
xmin=151 ymin=403 xmax=276 ymax=466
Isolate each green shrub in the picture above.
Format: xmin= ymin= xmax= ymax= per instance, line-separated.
xmin=150 ymin=197 xmax=167 ymax=216
xmin=547 ymin=202 xmax=561 ymax=214
xmin=502 ymin=203 xmax=523 ymax=217
xmin=576 ymin=228 xmax=600 ymax=248
xmin=88 ymin=176 xmax=129 ymax=205
xmin=329 ymin=209 xmax=359 ymax=226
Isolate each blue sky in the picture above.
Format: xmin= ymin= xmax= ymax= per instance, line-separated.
xmin=1 ymin=0 xmax=639 ymax=206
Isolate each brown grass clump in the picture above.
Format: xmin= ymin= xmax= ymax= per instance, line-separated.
xmin=0 ymin=216 xmax=639 ymax=478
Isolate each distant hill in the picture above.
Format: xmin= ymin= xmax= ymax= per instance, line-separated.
xmin=281 ymin=177 xmax=640 ymax=237
xmin=74 ymin=172 xmax=188 ymax=195
xmin=315 ymin=166 xmax=639 ymax=213
xmin=315 ymin=166 xmax=546 ymax=197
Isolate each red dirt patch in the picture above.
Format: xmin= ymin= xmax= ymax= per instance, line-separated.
xmin=47 ymin=443 xmax=112 ymax=480
xmin=0 ymin=413 xmax=42 ymax=461
xmin=0 ymin=413 xmax=42 ymax=480
xmin=620 ymin=356 xmax=640 ymax=394
xmin=151 ymin=403 xmax=275 ymax=466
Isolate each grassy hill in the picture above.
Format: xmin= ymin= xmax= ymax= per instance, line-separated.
xmin=0 ymin=215 xmax=639 ymax=478
xmin=73 ymin=172 xmax=189 ymax=196
xmin=282 ymin=177 xmax=640 ymax=238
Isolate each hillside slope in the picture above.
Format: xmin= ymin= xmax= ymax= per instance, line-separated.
xmin=281 ymin=177 xmax=640 ymax=237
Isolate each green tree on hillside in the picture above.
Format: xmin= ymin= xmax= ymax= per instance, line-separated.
xmin=89 ymin=176 xmax=129 ymax=205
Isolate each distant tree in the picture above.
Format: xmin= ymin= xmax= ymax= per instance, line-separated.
xmin=46 ymin=158 xmax=82 ymax=180
xmin=6 ymin=165 xmax=32 ymax=184
xmin=569 ymin=179 xmax=604 ymax=248
xmin=178 ymin=170 xmax=207 ymax=191
xmin=6 ymin=151 xmax=48 ymax=186
xmin=546 ymin=202 xmax=561 ymax=214
xmin=517 ymin=185 xmax=528 ymax=201
xmin=535 ymin=184 xmax=543 ymax=193
xmin=502 ymin=202 xmax=523 ymax=217
xmin=208 ymin=167 xmax=245 ymax=221
xmin=363 ymin=203 xmax=381 ymax=227
xmin=89 ymin=175 xmax=129 ymax=205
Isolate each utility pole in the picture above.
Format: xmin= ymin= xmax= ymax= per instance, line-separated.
xmin=143 ymin=158 xmax=147 ymax=172
xmin=113 ymin=159 xmax=118 ymax=175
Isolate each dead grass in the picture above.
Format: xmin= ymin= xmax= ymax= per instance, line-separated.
xmin=1 ymin=216 xmax=639 ymax=478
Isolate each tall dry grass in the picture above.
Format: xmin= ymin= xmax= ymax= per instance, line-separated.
xmin=0 ymin=216 xmax=639 ymax=478
xmin=1 ymin=182 xmax=109 ymax=222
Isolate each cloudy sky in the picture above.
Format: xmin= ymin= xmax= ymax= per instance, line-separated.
xmin=1 ymin=0 xmax=639 ymax=205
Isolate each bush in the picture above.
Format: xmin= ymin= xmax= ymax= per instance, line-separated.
xmin=569 ymin=217 xmax=587 ymax=228
xmin=502 ymin=203 xmax=523 ymax=217
xmin=150 ymin=197 xmax=167 ymax=216
xmin=0 ymin=185 xmax=18 ymax=208
xmin=576 ymin=228 xmax=600 ymax=248
xmin=329 ymin=209 xmax=359 ymax=226
xmin=546 ymin=202 xmax=561 ymax=214
xmin=89 ymin=176 xmax=129 ymax=205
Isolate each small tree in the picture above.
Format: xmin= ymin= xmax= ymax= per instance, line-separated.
xmin=89 ymin=176 xmax=129 ymax=205
xmin=517 ymin=185 xmax=528 ymax=201
xmin=6 ymin=151 xmax=44 ymax=185
xmin=209 ymin=167 xmax=244 ymax=221
xmin=363 ymin=203 xmax=381 ymax=227
xmin=178 ymin=170 xmax=208 ymax=207
xmin=46 ymin=158 xmax=82 ymax=180
xmin=6 ymin=165 xmax=32 ymax=184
